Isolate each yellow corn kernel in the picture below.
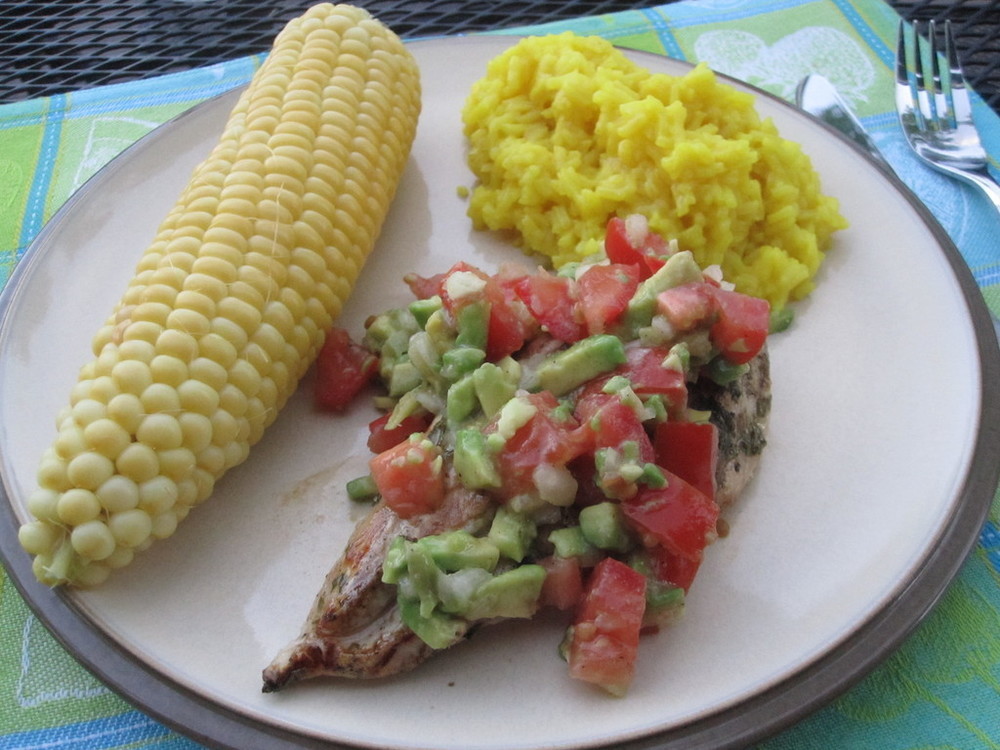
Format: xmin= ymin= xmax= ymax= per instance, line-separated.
xmin=19 ymin=3 xmax=420 ymax=588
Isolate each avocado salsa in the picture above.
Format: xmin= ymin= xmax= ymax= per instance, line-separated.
xmin=316 ymin=215 xmax=772 ymax=696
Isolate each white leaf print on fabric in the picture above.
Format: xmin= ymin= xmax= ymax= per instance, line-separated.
xmin=694 ymin=26 xmax=876 ymax=105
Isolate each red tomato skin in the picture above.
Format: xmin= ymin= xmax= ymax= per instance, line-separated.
xmin=568 ymin=558 xmax=647 ymax=695
xmin=621 ymin=470 xmax=719 ymax=561
xmin=539 ymin=555 xmax=584 ymax=610
xmin=579 ymin=347 xmax=688 ymax=421
xmin=604 ymin=217 xmax=668 ymax=280
xmin=709 ymin=287 xmax=770 ymax=365
xmin=314 ymin=328 xmax=378 ymax=410
xmin=369 ymin=437 xmax=445 ymax=519
xmin=404 ymin=271 xmax=447 ymax=299
xmin=648 ymin=545 xmax=702 ymax=592
xmin=652 ymin=421 xmax=718 ymax=504
xmin=576 ymin=264 xmax=640 ymax=335
xmin=574 ymin=392 xmax=655 ymax=463
xmin=366 ymin=413 xmax=433 ymax=454
xmin=488 ymin=393 xmax=591 ymax=499
xmin=512 ymin=272 xmax=587 ymax=343
xmin=656 ymin=282 xmax=718 ymax=332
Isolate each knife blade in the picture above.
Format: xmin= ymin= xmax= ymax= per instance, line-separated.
xmin=795 ymin=73 xmax=895 ymax=174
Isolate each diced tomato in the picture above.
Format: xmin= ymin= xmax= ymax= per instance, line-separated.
xmin=567 ymin=557 xmax=647 ymax=696
xmin=647 ymin=545 xmax=702 ymax=593
xmin=366 ymin=412 xmax=433 ymax=454
xmin=512 ymin=271 xmax=587 ymax=343
xmin=369 ymin=435 xmax=445 ymax=519
xmin=574 ymin=392 xmax=654 ymax=462
xmin=488 ymin=392 xmax=591 ymax=500
xmin=314 ymin=328 xmax=378 ymax=410
xmin=709 ymin=287 xmax=770 ymax=365
xmin=579 ymin=346 xmax=689 ymax=420
xmin=621 ymin=470 xmax=719 ymax=561
xmin=604 ymin=216 xmax=668 ymax=280
xmin=656 ymin=282 xmax=717 ymax=332
xmin=434 ymin=261 xmax=536 ymax=361
xmin=576 ymin=264 xmax=640 ymax=335
xmin=403 ymin=270 xmax=448 ymax=300
xmin=539 ymin=555 xmax=584 ymax=610
xmin=652 ymin=421 xmax=718 ymax=504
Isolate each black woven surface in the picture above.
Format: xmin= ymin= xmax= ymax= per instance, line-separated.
xmin=0 ymin=0 xmax=998 ymax=110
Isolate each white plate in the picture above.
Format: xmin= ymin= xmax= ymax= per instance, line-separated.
xmin=1 ymin=36 xmax=998 ymax=750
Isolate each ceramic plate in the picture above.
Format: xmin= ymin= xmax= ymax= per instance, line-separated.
xmin=1 ymin=36 xmax=998 ymax=750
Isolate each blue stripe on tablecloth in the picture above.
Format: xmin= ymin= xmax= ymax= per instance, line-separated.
xmin=652 ymin=0 xmax=809 ymax=28
xmin=639 ymin=7 xmax=685 ymax=59
xmin=831 ymin=0 xmax=896 ymax=67
xmin=17 ymin=94 xmax=65 ymax=253
xmin=0 ymin=711 xmax=198 ymax=750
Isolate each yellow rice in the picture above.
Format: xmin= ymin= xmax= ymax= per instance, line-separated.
xmin=461 ymin=33 xmax=847 ymax=309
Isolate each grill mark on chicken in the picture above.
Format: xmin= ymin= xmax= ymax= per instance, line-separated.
xmin=689 ymin=346 xmax=771 ymax=509
xmin=262 ymin=348 xmax=770 ymax=691
xmin=262 ymin=471 xmax=494 ymax=691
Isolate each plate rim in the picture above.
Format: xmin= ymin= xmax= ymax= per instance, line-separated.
xmin=1 ymin=34 xmax=998 ymax=750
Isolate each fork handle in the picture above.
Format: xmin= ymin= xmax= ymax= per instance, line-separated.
xmin=957 ymin=168 xmax=1000 ymax=214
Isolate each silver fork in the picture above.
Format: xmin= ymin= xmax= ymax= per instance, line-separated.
xmin=895 ymin=19 xmax=1000 ymax=211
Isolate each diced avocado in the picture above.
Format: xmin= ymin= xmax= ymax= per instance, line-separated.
xmin=623 ymin=251 xmax=704 ymax=333
xmin=407 ymin=331 xmax=443 ymax=386
xmin=436 ymin=567 xmax=494 ymax=614
xmin=629 ymin=552 xmax=686 ymax=625
xmin=495 ymin=397 xmax=537 ymax=440
xmin=488 ymin=506 xmax=537 ymax=562
xmin=464 ymin=564 xmax=546 ymax=620
xmin=646 ymin=581 xmax=685 ymax=613
xmin=642 ymin=393 xmax=668 ymax=423
xmin=382 ymin=536 xmax=409 ymax=584
xmin=636 ymin=463 xmax=667 ymax=488
xmin=454 ymin=429 xmax=502 ymax=489
xmin=424 ymin=308 xmax=454 ymax=348
xmin=345 ymin=474 xmax=378 ymax=502
xmin=364 ymin=307 xmax=420 ymax=349
xmin=662 ymin=342 xmax=691 ymax=373
xmin=579 ymin=501 xmax=633 ymax=553
xmin=769 ymin=306 xmax=794 ymax=333
xmin=398 ymin=595 xmax=467 ymax=649
xmin=409 ymin=295 xmax=443 ymax=328
xmin=387 ymin=358 xmax=422 ymax=397
xmin=446 ymin=374 xmax=479 ymax=425
xmin=534 ymin=334 xmax=626 ymax=396
xmin=418 ymin=530 xmax=500 ymax=572
xmin=548 ymin=525 xmax=598 ymax=561
xmin=386 ymin=387 xmax=428 ymax=428
xmin=444 ymin=269 xmax=488 ymax=300
xmin=705 ymin=354 xmax=749 ymax=385
xmin=404 ymin=540 xmax=441 ymax=618
xmin=455 ymin=300 xmax=490 ymax=350
xmin=473 ymin=362 xmax=517 ymax=418
xmin=441 ymin=346 xmax=487 ymax=381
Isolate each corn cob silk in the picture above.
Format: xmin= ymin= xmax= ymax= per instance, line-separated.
xmin=16 ymin=3 xmax=422 ymax=587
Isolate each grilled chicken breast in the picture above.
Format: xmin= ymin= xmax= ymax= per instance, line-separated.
xmin=263 ymin=347 xmax=771 ymax=691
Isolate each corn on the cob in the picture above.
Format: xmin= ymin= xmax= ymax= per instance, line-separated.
xmin=16 ymin=3 xmax=421 ymax=587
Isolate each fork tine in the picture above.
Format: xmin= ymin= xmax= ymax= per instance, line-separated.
xmin=927 ymin=20 xmax=950 ymax=124
xmin=943 ymin=19 xmax=974 ymax=128
xmin=911 ymin=21 xmax=933 ymax=126
xmin=894 ymin=20 xmax=918 ymax=116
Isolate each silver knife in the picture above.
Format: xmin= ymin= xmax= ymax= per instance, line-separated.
xmin=795 ymin=73 xmax=895 ymax=174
